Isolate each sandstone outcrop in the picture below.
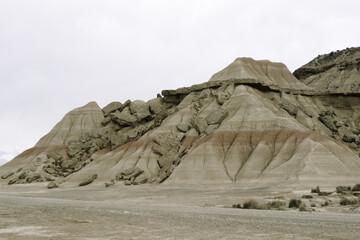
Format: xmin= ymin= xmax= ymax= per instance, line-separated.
xmin=294 ymin=47 xmax=360 ymax=92
xmin=1 ymin=55 xmax=360 ymax=189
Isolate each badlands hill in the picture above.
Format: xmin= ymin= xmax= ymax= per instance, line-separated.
xmin=1 ymin=55 xmax=360 ymax=189
xmin=294 ymin=47 xmax=360 ymax=92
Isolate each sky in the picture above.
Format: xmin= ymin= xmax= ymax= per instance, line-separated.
xmin=1 ymin=0 xmax=360 ymax=166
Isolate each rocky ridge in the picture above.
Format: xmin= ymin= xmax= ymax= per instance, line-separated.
xmin=1 ymin=56 xmax=360 ymax=189
xmin=294 ymin=47 xmax=360 ymax=92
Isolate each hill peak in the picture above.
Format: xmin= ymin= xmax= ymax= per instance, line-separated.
xmin=209 ymin=57 xmax=311 ymax=90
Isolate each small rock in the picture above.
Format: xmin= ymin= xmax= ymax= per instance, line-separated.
xmin=47 ymin=152 xmax=62 ymax=161
xmin=190 ymin=117 xmax=208 ymax=134
xmin=26 ymin=172 xmax=41 ymax=183
xmin=102 ymin=101 xmax=122 ymax=117
xmin=1 ymin=171 xmax=14 ymax=179
xmin=281 ymin=102 xmax=298 ymax=116
xmin=176 ymin=123 xmax=190 ymax=133
xmin=47 ymin=181 xmax=59 ymax=189
xmin=124 ymin=180 xmax=132 ymax=185
xmin=133 ymin=174 xmax=148 ymax=185
xmin=105 ymin=179 xmax=115 ymax=187
xmin=205 ymin=109 xmax=228 ymax=125
xmin=343 ymin=134 xmax=356 ymax=143
xmin=350 ymin=142 xmax=358 ymax=149
xmin=79 ymin=174 xmax=98 ymax=187
xmin=110 ymin=110 xmax=137 ymax=126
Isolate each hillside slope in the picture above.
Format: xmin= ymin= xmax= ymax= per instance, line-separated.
xmin=1 ymin=57 xmax=360 ymax=189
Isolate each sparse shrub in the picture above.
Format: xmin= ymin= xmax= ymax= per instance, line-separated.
xmin=311 ymin=203 xmax=316 ymax=207
xmin=267 ymin=201 xmax=286 ymax=210
xmin=340 ymin=198 xmax=359 ymax=206
xmin=336 ymin=186 xmax=351 ymax=193
xmin=321 ymin=200 xmax=330 ymax=207
xmin=232 ymin=203 xmax=241 ymax=209
xmin=289 ymin=199 xmax=302 ymax=208
xmin=302 ymin=195 xmax=313 ymax=199
xmin=299 ymin=204 xmax=307 ymax=212
xmin=352 ymin=184 xmax=360 ymax=191
xmin=242 ymin=200 xmax=265 ymax=210
xmin=311 ymin=186 xmax=320 ymax=194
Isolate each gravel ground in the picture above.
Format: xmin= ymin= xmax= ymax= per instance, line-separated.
xmin=1 ymin=193 xmax=360 ymax=240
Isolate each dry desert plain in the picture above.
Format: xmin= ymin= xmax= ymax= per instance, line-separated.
xmin=0 ymin=183 xmax=360 ymax=240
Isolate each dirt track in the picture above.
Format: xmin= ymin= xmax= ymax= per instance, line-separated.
xmin=0 ymin=184 xmax=360 ymax=240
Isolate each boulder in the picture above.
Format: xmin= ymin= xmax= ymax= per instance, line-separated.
xmin=102 ymin=101 xmax=122 ymax=117
xmin=110 ymin=132 xmax=128 ymax=150
xmin=130 ymin=100 xmax=151 ymax=121
xmin=343 ymin=134 xmax=356 ymax=143
xmin=105 ymin=179 xmax=115 ymax=187
xmin=101 ymin=116 xmax=112 ymax=126
xmin=47 ymin=181 xmax=59 ymax=189
xmin=176 ymin=123 xmax=190 ymax=133
xmin=1 ymin=171 xmax=14 ymax=179
xmin=148 ymin=97 xmax=164 ymax=115
xmin=67 ymin=140 xmax=84 ymax=157
xmin=205 ymin=109 xmax=228 ymax=125
xmin=216 ymin=92 xmax=230 ymax=105
xmin=350 ymin=142 xmax=358 ymax=149
xmin=47 ymin=152 xmax=62 ymax=161
xmin=205 ymin=124 xmax=220 ymax=135
xmin=133 ymin=174 xmax=148 ymax=185
xmin=26 ymin=172 xmax=41 ymax=183
xmin=319 ymin=115 xmax=338 ymax=132
xmin=281 ymin=102 xmax=298 ymax=116
xmin=190 ymin=117 xmax=208 ymax=134
xmin=153 ymin=133 xmax=181 ymax=152
xmin=122 ymin=167 xmax=144 ymax=181
xmin=79 ymin=174 xmax=97 ymax=186
xmin=110 ymin=110 xmax=137 ymax=126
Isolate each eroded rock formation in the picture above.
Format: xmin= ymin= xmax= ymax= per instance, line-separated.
xmin=1 ymin=55 xmax=360 ymax=189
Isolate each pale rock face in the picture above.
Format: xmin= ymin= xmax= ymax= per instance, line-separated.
xmin=36 ymin=101 xmax=104 ymax=147
xmin=2 ymin=55 xmax=360 ymax=189
xmin=294 ymin=47 xmax=360 ymax=92
xmin=209 ymin=57 xmax=311 ymax=90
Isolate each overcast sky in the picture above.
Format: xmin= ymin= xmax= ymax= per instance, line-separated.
xmin=1 ymin=0 xmax=359 ymax=166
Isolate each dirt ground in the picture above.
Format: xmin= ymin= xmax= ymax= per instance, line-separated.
xmin=0 ymin=183 xmax=359 ymax=240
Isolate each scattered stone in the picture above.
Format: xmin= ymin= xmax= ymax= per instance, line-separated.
xmin=102 ymin=101 xmax=122 ymax=117
xmin=105 ymin=179 xmax=115 ymax=187
xmin=350 ymin=142 xmax=358 ymax=149
xmin=281 ymin=102 xmax=298 ymax=116
xmin=319 ymin=115 xmax=338 ymax=132
xmin=205 ymin=109 xmax=228 ymax=125
xmin=148 ymin=97 xmax=164 ymax=115
xmin=67 ymin=140 xmax=84 ymax=157
xmin=79 ymin=174 xmax=98 ymax=186
xmin=47 ymin=181 xmax=59 ymax=189
xmin=101 ymin=115 xmax=112 ymax=126
xmin=190 ymin=117 xmax=208 ymax=134
xmin=47 ymin=152 xmax=62 ymax=161
xmin=26 ymin=172 xmax=41 ymax=183
xmin=342 ymin=134 xmax=356 ymax=143
xmin=205 ymin=124 xmax=220 ymax=135
xmin=133 ymin=174 xmax=148 ymax=185
xmin=1 ymin=171 xmax=14 ymax=179
xmin=216 ymin=92 xmax=230 ymax=105
xmin=124 ymin=180 xmax=132 ymax=185
xmin=176 ymin=123 xmax=190 ymax=133
xmin=130 ymin=100 xmax=151 ymax=121
xmin=110 ymin=110 xmax=137 ymax=126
